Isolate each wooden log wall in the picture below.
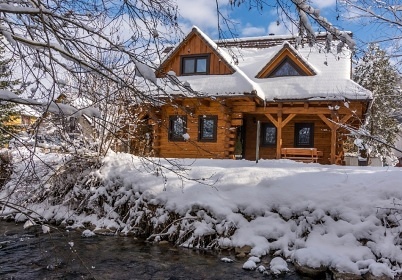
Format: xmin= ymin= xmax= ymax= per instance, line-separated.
xmin=155 ymin=99 xmax=236 ymax=159
xmin=141 ymin=99 xmax=368 ymax=164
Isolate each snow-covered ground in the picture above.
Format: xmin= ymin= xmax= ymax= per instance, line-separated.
xmin=1 ymin=150 xmax=402 ymax=278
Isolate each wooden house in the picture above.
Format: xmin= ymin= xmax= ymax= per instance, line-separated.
xmin=135 ymin=27 xmax=372 ymax=164
xmin=5 ymin=105 xmax=39 ymax=129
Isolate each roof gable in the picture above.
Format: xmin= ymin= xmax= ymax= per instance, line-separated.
xmin=157 ymin=28 xmax=372 ymax=102
xmin=156 ymin=27 xmax=235 ymax=77
xmin=256 ymin=42 xmax=316 ymax=78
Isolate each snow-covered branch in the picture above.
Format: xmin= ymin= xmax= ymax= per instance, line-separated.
xmin=0 ymin=0 xmax=182 ymax=107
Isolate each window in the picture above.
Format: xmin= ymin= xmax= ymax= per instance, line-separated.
xmin=67 ymin=117 xmax=77 ymax=133
xmin=268 ymin=57 xmax=305 ymax=78
xmin=198 ymin=115 xmax=217 ymax=142
xmin=21 ymin=115 xmax=31 ymax=126
xmin=261 ymin=123 xmax=276 ymax=146
xmin=294 ymin=123 xmax=314 ymax=147
xmin=169 ymin=115 xmax=187 ymax=141
xmin=181 ymin=55 xmax=209 ymax=75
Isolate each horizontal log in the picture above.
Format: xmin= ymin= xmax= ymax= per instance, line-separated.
xmin=231 ymin=119 xmax=243 ymax=126
xmin=225 ymin=136 xmax=237 ymax=142
xmin=160 ymin=151 xmax=226 ymax=158
xmin=225 ymin=140 xmax=235 ymax=146
xmin=255 ymin=106 xmax=362 ymax=115
xmin=231 ymin=112 xmax=243 ymax=119
xmin=232 ymin=105 xmax=256 ymax=113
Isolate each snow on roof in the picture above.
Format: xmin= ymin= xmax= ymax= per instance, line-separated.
xmin=15 ymin=104 xmax=41 ymax=117
xmin=193 ymin=27 xmax=266 ymax=99
xmin=158 ymin=27 xmax=372 ymax=102
xmin=0 ymin=89 xmax=42 ymax=105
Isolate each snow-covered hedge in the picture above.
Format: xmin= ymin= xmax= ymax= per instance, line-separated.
xmin=1 ymin=150 xmax=402 ymax=278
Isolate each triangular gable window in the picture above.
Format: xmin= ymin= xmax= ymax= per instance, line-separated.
xmin=256 ymin=44 xmax=316 ymax=79
xmin=268 ymin=57 xmax=306 ymax=78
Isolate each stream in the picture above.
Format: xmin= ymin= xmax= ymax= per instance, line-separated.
xmin=0 ymin=221 xmax=308 ymax=280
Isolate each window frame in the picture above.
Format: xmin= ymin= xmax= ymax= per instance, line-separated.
xmin=168 ymin=115 xmax=187 ymax=142
xmin=294 ymin=123 xmax=314 ymax=147
xmin=180 ymin=55 xmax=210 ymax=75
xmin=21 ymin=115 xmax=31 ymax=126
xmin=268 ymin=57 xmax=306 ymax=78
xmin=198 ymin=115 xmax=217 ymax=142
xmin=261 ymin=122 xmax=277 ymax=146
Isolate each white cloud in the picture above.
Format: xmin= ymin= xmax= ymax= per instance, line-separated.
xmin=267 ymin=21 xmax=292 ymax=36
xmin=241 ymin=24 xmax=266 ymax=37
xmin=176 ymin=0 xmax=233 ymax=38
xmin=176 ymin=0 xmax=220 ymax=30
xmin=311 ymin=0 xmax=336 ymax=9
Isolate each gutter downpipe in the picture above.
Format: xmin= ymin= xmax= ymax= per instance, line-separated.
xmin=256 ymin=120 xmax=260 ymax=163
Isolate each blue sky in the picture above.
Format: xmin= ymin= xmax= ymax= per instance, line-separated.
xmin=175 ymin=0 xmax=373 ymax=52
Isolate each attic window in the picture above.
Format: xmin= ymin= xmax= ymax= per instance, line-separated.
xmin=181 ymin=55 xmax=209 ymax=75
xmin=268 ymin=57 xmax=306 ymax=78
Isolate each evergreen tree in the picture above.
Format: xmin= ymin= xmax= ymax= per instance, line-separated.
xmin=0 ymin=41 xmax=20 ymax=147
xmin=353 ymin=44 xmax=401 ymax=159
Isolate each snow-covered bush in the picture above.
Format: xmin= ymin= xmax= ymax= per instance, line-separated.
xmin=2 ymin=151 xmax=402 ymax=279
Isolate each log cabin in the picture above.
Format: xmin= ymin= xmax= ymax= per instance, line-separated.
xmin=130 ymin=27 xmax=372 ymax=165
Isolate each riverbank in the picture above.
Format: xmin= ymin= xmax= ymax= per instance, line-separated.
xmin=3 ymin=220 xmax=297 ymax=280
xmin=1 ymin=150 xmax=402 ymax=279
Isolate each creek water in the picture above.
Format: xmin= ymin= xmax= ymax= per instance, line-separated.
xmin=0 ymin=221 xmax=307 ymax=280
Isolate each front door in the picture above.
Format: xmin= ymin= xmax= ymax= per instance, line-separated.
xmin=234 ymin=125 xmax=245 ymax=159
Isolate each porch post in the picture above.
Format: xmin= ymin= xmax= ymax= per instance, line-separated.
xmin=265 ymin=110 xmax=295 ymax=160
xmin=318 ymin=114 xmax=336 ymax=164
xmin=256 ymin=120 xmax=261 ymax=163
xmin=330 ymin=129 xmax=337 ymax=164
xmin=276 ymin=113 xmax=282 ymax=159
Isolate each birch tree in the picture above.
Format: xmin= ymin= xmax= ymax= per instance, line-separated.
xmin=0 ymin=0 xmax=185 ymax=157
xmin=225 ymin=1 xmax=402 ymax=65
xmin=222 ymin=0 xmax=355 ymax=50
xmin=338 ymin=0 xmax=402 ymax=67
xmin=0 ymin=0 xmax=181 ymax=115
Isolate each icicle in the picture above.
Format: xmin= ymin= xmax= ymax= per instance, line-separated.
xmin=295 ymin=36 xmax=302 ymax=48
xmin=326 ymin=33 xmax=333 ymax=52
xmin=337 ymin=41 xmax=344 ymax=54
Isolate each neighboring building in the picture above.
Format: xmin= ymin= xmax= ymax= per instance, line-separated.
xmin=133 ymin=27 xmax=372 ymax=164
xmin=25 ymin=94 xmax=98 ymax=152
xmin=4 ymin=105 xmax=39 ymax=130
xmin=1 ymin=105 xmax=38 ymax=148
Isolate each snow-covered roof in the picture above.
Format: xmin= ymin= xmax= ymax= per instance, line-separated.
xmin=15 ymin=104 xmax=41 ymax=117
xmin=158 ymin=27 xmax=372 ymax=102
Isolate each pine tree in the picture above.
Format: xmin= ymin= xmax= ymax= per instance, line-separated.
xmin=0 ymin=40 xmax=20 ymax=147
xmin=353 ymin=44 xmax=401 ymax=160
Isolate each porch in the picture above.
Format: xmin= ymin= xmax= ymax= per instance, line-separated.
xmin=234 ymin=101 xmax=363 ymax=165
